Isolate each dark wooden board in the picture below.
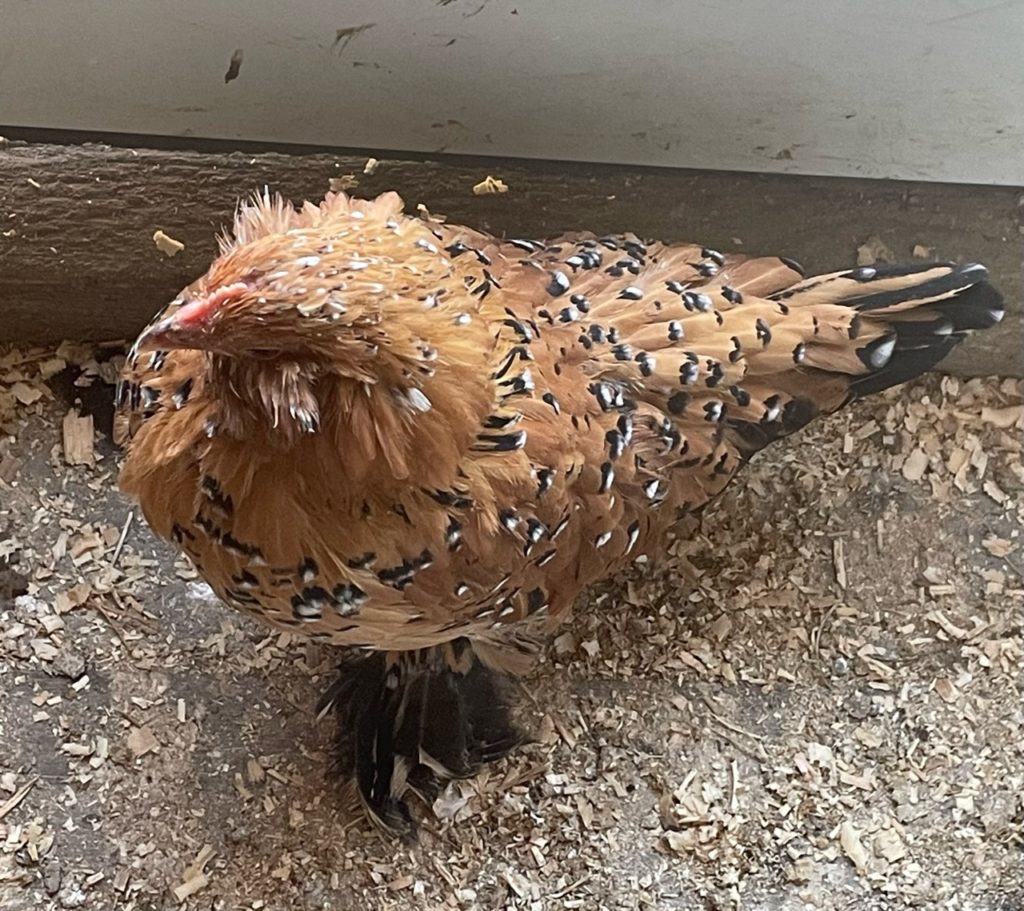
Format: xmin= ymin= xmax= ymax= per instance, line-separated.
xmin=0 ymin=139 xmax=1019 ymax=376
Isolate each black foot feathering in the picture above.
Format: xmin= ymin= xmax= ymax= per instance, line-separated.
xmin=317 ymin=639 xmax=525 ymax=834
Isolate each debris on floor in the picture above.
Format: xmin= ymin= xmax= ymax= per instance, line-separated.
xmin=1 ymin=342 xmax=1021 ymax=910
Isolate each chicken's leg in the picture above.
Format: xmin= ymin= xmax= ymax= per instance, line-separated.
xmin=318 ymin=639 xmax=524 ymax=833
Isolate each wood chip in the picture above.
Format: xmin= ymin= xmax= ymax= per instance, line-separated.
xmin=902 ymin=448 xmax=929 ymax=481
xmin=11 ymin=381 xmax=43 ymax=405
xmin=472 ymin=175 xmax=509 ymax=195
xmin=980 ymin=404 xmax=1023 ymax=428
xmin=152 ymin=229 xmax=185 ymax=257
xmin=172 ymin=844 xmax=215 ymax=901
xmin=54 ymin=582 xmax=92 ymax=614
xmin=386 ymin=874 xmax=414 ymax=891
xmin=246 ymin=758 xmax=266 ymax=784
xmin=856 ymin=235 xmax=895 ymax=265
xmin=933 ymin=676 xmax=958 ymax=703
xmin=873 ymin=828 xmax=907 ymax=862
xmin=839 ymin=820 xmax=870 ymax=874
xmin=983 ymin=479 xmax=1008 ymax=504
xmin=31 ymin=638 xmax=59 ymax=661
xmin=329 ymin=175 xmax=359 ymax=192
xmin=0 ymin=778 xmax=37 ymax=820
xmin=62 ymin=410 xmax=94 ymax=465
xmin=233 ymin=773 xmax=253 ymax=800
xmin=833 ymin=539 xmax=848 ymax=590
xmin=126 ymin=725 xmax=159 ymax=758
xmin=982 ymin=536 xmax=1017 ymax=558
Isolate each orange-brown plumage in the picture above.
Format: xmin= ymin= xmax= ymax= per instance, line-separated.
xmin=117 ymin=189 xmax=1003 ymax=830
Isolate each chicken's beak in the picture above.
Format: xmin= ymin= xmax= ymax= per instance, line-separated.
xmin=136 ymin=313 xmax=212 ymax=352
xmin=140 ymin=316 xmax=176 ymax=345
xmin=136 ymin=282 xmax=250 ymax=351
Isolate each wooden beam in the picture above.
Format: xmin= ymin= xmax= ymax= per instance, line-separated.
xmin=1 ymin=139 xmax=1019 ymax=376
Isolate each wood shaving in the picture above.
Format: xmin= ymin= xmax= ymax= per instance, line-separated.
xmin=61 ymin=410 xmax=94 ymax=465
xmin=856 ymin=235 xmax=896 ymax=264
xmin=329 ymin=175 xmax=359 ymax=192
xmin=839 ymin=820 xmax=870 ymax=874
xmin=472 ymin=175 xmax=509 ymax=195
xmin=0 ymin=778 xmax=37 ymax=821
xmin=172 ymin=844 xmax=216 ymax=901
xmin=152 ymin=229 xmax=185 ymax=257
xmin=126 ymin=725 xmax=159 ymax=758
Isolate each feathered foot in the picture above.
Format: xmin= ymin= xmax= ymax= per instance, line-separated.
xmin=317 ymin=638 xmax=525 ymax=835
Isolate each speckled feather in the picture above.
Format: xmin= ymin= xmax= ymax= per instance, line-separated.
xmin=116 ymin=190 xmax=1003 ymax=828
xmin=117 ymin=191 xmax=1003 ymax=657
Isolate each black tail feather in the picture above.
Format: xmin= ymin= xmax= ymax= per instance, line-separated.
xmin=317 ymin=640 xmax=524 ymax=834
xmin=839 ymin=260 xmax=985 ymax=311
xmin=849 ymin=277 xmax=1004 ymax=399
xmin=727 ymin=261 xmax=1004 ymax=455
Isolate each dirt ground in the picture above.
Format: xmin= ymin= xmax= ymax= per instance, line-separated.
xmin=0 ymin=344 xmax=1021 ymax=911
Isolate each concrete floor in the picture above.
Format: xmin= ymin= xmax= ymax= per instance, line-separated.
xmin=0 ymin=350 xmax=1021 ymax=911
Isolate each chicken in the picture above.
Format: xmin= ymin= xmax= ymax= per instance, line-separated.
xmin=116 ymin=190 xmax=1004 ymax=832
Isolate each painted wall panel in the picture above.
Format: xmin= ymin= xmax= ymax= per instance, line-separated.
xmin=1 ymin=1 xmax=1021 ymax=184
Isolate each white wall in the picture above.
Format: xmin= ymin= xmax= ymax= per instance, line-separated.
xmin=1 ymin=1 xmax=1022 ymax=185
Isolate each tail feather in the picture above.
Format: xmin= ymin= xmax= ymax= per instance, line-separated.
xmin=318 ymin=640 xmax=524 ymax=834
xmin=728 ymin=261 xmax=1004 ymax=453
xmin=830 ymin=264 xmax=1002 ymax=398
